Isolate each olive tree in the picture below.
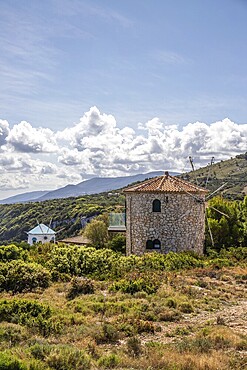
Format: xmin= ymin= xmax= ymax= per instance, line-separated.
xmin=84 ymin=219 xmax=108 ymax=248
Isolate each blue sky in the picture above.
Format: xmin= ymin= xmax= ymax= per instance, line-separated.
xmin=0 ymin=0 xmax=247 ymax=199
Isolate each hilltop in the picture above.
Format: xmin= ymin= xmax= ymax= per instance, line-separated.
xmin=182 ymin=152 xmax=247 ymax=200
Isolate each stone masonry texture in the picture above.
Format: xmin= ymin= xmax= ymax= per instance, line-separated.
xmin=125 ymin=192 xmax=206 ymax=255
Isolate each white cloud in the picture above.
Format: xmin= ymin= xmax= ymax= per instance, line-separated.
xmin=6 ymin=121 xmax=57 ymax=153
xmin=57 ymin=106 xmax=117 ymax=149
xmin=0 ymin=119 xmax=10 ymax=146
xmin=57 ymin=108 xmax=247 ymax=175
xmin=0 ymin=175 xmax=29 ymax=191
xmin=0 ymin=107 xmax=247 ymax=197
xmin=0 ymin=153 xmax=58 ymax=174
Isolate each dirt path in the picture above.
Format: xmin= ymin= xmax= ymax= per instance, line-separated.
xmin=141 ymin=299 xmax=247 ymax=344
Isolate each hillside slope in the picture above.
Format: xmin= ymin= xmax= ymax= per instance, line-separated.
xmin=0 ymin=192 xmax=125 ymax=243
xmin=182 ymin=152 xmax=247 ymax=199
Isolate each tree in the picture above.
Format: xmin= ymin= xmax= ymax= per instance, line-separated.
xmin=84 ymin=219 xmax=108 ymax=248
xmin=108 ymin=233 xmax=126 ymax=253
xmin=205 ymin=196 xmax=243 ymax=252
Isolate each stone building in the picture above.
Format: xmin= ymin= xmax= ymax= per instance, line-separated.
xmin=123 ymin=172 xmax=208 ymax=255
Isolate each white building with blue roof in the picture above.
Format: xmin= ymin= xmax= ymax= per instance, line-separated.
xmin=27 ymin=223 xmax=56 ymax=245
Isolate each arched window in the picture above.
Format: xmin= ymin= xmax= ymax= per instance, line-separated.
xmin=146 ymin=239 xmax=161 ymax=250
xmin=153 ymin=239 xmax=161 ymax=249
xmin=152 ymin=199 xmax=161 ymax=212
xmin=146 ymin=240 xmax=153 ymax=249
xmin=32 ymin=237 xmax=37 ymax=244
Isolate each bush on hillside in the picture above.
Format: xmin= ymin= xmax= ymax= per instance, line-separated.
xmin=107 ymin=233 xmax=126 ymax=253
xmin=0 ymin=299 xmax=51 ymax=326
xmin=0 ymin=244 xmax=28 ymax=262
xmin=66 ymin=277 xmax=95 ymax=300
xmin=0 ymin=352 xmax=27 ymax=370
xmin=47 ymin=245 xmax=120 ymax=279
xmin=0 ymin=260 xmax=51 ymax=293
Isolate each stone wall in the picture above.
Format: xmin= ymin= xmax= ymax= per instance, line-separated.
xmin=125 ymin=192 xmax=205 ymax=255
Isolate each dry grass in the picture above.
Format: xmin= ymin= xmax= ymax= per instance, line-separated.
xmin=0 ymin=266 xmax=246 ymax=369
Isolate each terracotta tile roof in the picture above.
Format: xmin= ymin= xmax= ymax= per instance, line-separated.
xmin=59 ymin=235 xmax=89 ymax=245
xmin=123 ymin=172 xmax=208 ymax=194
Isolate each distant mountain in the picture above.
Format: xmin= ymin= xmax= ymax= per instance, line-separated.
xmin=0 ymin=190 xmax=49 ymax=204
xmin=0 ymin=171 xmax=179 ymax=204
xmin=37 ymin=171 xmax=178 ymax=201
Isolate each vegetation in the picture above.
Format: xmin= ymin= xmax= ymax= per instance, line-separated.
xmin=184 ymin=151 xmax=247 ymax=200
xmin=84 ymin=219 xmax=108 ymax=248
xmin=0 ymin=192 xmax=125 ymax=243
xmin=0 ymin=152 xmax=246 ymax=251
xmin=0 ymin=241 xmax=246 ymax=369
xmin=0 ymin=152 xmax=246 ymax=368
xmin=205 ymin=196 xmax=247 ymax=252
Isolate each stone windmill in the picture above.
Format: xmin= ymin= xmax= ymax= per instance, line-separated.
xmin=123 ymin=171 xmax=209 ymax=256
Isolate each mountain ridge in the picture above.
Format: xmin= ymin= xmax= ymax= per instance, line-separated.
xmin=0 ymin=171 xmax=179 ymax=204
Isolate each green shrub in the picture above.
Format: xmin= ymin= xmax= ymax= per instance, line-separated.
xmin=207 ymin=257 xmax=233 ymax=269
xmin=95 ymin=323 xmax=120 ymax=344
xmin=0 ymin=299 xmax=52 ymax=336
xmin=165 ymin=298 xmax=177 ymax=308
xmin=0 ymin=352 xmax=27 ymax=370
xmin=178 ymin=302 xmax=194 ymax=313
xmin=0 ymin=299 xmax=51 ymax=324
xmin=46 ymin=346 xmax=91 ymax=370
xmin=164 ymin=252 xmax=203 ymax=271
xmin=0 ymin=261 xmax=51 ymax=293
xmin=97 ymin=353 xmax=120 ymax=368
xmin=66 ymin=277 xmax=95 ymax=300
xmin=30 ymin=343 xmax=52 ymax=361
xmin=0 ymin=323 xmax=27 ymax=346
xmin=47 ymin=246 xmax=120 ymax=279
xmin=176 ymin=336 xmax=212 ymax=354
xmin=119 ymin=319 xmax=155 ymax=335
xmin=224 ymin=246 xmax=247 ymax=262
xmin=126 ymin=336 xmax=142 ymax=357
xmin=107 ymin=234 xmax=126 ymax=253
xmin=0 ymin=245 xmax=27 ymax=262
xmin=31 ymin=344 xmax=91 ymax=370
xmin=110 ymin=273 xmax=160 ymax=295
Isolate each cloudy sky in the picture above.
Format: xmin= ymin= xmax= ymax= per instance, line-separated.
xmin=0 ymin=0 xmax=247 ymax=200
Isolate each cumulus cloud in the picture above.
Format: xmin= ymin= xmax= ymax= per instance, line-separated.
xmin=57 ymin=107 xmax=247 ymax=176
xmin=57 ymin=106 xmax=117 ymax=150
xmin=0 ymin=153 xmax=58 ymax=175
xmin=0 ymin=119 xmax=10 ymax=146
xmin=0 ymin=107 xmax=247 ymax=197
xmin=6 ymin=121 xmax=57 ymax=153
xmin=0 ymin=175 xmax=29 ymax=191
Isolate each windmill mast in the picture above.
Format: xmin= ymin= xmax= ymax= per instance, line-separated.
xmin=189 ymin=156 xmax=195 ymax=171
xmin=205 ymin=156 xmax=215 ymax=187
xmin=189 ymin=156 xmax=198 ymax=185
